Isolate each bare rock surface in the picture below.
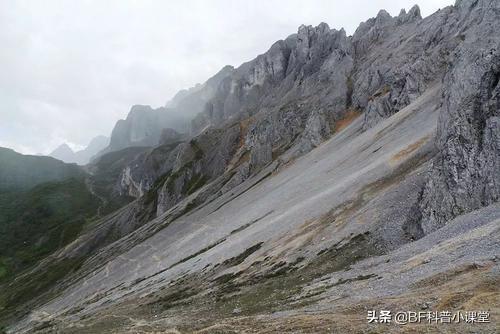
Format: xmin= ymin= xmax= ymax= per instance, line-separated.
xmin=10 ymin=84 xmax=443 ymax=333
xmin=3 ymin=1 xmax=500 ymax=333
xmin=420 ymin=0 xmax=500 ymax=232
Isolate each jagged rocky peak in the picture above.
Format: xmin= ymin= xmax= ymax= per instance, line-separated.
xmin=128 ymin=104 xmax=154 ymax=117
xmin=354 ymin=8 xmax=393 ymax=34
xmin=50 ymin=136 xmax=110 ymax=165
xmin=113 ymin=0 xmax=500 ymax=225
xmin=349 ymin=2 xmax=476 ymax=129
xmin=288 ymin=22 xmax=349 ymax=75
xmin=397 ymin=5 xmax=422 ymax=24
xmin=407 ymin=4 xmax=421 ymax=18
xmin=192 ymin=5 xmax=436 ymax=136
xmin=107 ymin=104 xmax=163 ymax=152
xmin=206 ymin=65 xmax=235 ymax=85
xmin=191 ymin=22 xmax=353 ymax=134
xmin=375 ymin=9 xmax=392 ymax=22
xmin=102 ymin=63 xmax=236 ymax=158
xmin=352 ymin=9 xmax=396 ymax=57
xmin=295 ymin=22 xmax=333 ymax=48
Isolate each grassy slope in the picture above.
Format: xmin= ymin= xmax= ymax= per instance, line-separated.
xmin=0 ymin=177 xmax=100 ymax=327
xmin=0 ymin=148 xmax=147 ymax=327
xmin=0 ymin=178 xmax=101 ymax=281
xmin=0 ymin=147 xmax=83 ymax=192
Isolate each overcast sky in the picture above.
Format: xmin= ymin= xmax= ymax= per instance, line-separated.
xmin=0 ymin=0 xmax=454 ymax=155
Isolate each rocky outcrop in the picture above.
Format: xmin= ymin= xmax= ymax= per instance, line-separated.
xmin=114 ymin=121 xmax=242 ymax=216
xmin=107 ymin=105 xmax=173 ymax=151
xmin=350 ymin=5 xmax=453 ymax=129
xmin=189 ymin=7 xmax=433 ymax=134
xmin=188 ymin=23 xmax=355 ymax=178
xmin=294 ymin=110 xmax=332 ymax=154
xmin=117 ymin=142 xmax=185 ymax=198
xmin=156 ymin=124 xmax=241 ymax=215
xmin=101 ymin=66 xmax=234 ymax=156
xmin=192 ymin=24 xmax=353 ymax=133
xmin=420 ymin=0 xmax=500 ymax=233
xmin=111 ymin=1 xmax=500 ymax=221
xmin=246 ymin=108 xmax=333 ymax=171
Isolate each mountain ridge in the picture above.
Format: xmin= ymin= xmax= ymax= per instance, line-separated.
xmin=49 ymin=136 xmax=109 ymax=165
xmin=0 ymin=147 xmax=84 ymax=191
xmin=2 ymin=1 xmax=499 ymax=332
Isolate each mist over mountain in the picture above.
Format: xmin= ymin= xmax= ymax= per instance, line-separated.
xmin=0 ymin=1 xmax=499 ymax=333
xmin=49 ymin=136 xmax=109 ymax=165
xmin=98 ymin=65 xmax=234 ymax=156
xmin=0 ymin=147 xmax=83 ymax=192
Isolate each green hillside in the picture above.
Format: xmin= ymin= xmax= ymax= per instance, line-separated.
xmin=0 ymin=178 xmax=100 ymax=282
xmin=0 ymin=147 xmax=83 ymax=192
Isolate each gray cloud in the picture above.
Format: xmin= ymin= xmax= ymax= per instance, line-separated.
xmin=0 ymin=0 xmax=453 ymax=154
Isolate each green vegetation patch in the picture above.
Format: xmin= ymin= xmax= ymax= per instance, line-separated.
xmin=189 ymin=139 xmax=204 ymax=160
xmin=211 ymin=232 xmax=380 ymax=316
xmin=222 ymin=242 xmax=263 ymax=267
xmin=0 ymin=178 xmax=100 ymax=281
xmin=143 ymin=170 xmax=172 ymax=205
xmin=0 ymin=257 xmax=85 ymax=326
xmin=0 ymin=147 xmax=83 ymax=192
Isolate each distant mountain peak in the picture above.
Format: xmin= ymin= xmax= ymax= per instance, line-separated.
xmin=49 ymin=136 xmax=109 ymax=165
xmin=50 ymin=143 xmax=74 ymax=159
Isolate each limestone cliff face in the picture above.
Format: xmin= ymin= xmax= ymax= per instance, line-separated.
xmin=108 ymin=105 xmax=166 ymax=151
xmin=113 ymin=0 xmax=500 ymax=226
xmin=351 ymin=5 xmax=463 ymax=129
xmin=116 ymin=142 xmax=184 ymax=198
xmin=185 ymin=4 xmax=451 ymax=177
xmin=189 ymin=23 xmax=353 ymax=175
xmin=116 ymin=124 xmax=241 ymax=217
xmin=192 ymin=24 xmax=353 ymax=133
xmin=155 ymin=125 xmax=241 ymax=216
xmin=103 ymin=66 xmax=234 ymax=155
xmin=420 ymin=0 xmax=500 ymax=233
